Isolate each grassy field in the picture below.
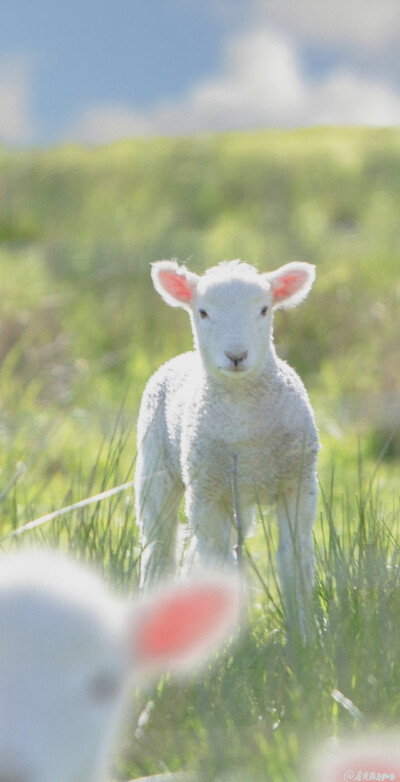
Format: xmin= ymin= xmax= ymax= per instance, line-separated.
xmin=0 ymin=127 xmax=400 ymax=780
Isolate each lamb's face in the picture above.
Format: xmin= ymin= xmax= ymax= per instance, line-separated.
xmin=191 ymin=274 xmax=274 ymax=380
xmin=0 ymin=561 xmax=128 ymax=782
xmin=151 ymin=259 xmax=316 ymax=383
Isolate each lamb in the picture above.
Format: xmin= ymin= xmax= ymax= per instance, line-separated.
xmin=135 ymin=259 xmax=319 ymax=635
xmin=0 ymin=548 xmax=240 ymax=782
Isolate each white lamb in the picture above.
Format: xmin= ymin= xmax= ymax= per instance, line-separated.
xmin=135 ymin=259 xmax=319 ymax=635
xmin=0 ymin=549 xmax=239 ymax=782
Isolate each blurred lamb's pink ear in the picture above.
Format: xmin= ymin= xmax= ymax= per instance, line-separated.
xmin=129 ymin=574 xmax=241 ymax=674
xmin=265 ymin=262 xmax=316 ymax=310
xmin=151 ymin=260 xmax=199 ymax=309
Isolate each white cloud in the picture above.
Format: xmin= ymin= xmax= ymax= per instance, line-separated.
xmin=0 ymin=55 xmax=36 ymax=145
xmin=69 ymin=25 xmax=400 ymax=144
xmin=189 ymin=30 xmax=307 ymax=128
xmin=310 ymin=71 xmax=400 ymax=126
xmin=249 ymin=0 xmax=400 ymax=50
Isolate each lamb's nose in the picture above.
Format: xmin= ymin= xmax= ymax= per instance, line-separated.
xmin=225 ymin=350 xmax=248 ymax=367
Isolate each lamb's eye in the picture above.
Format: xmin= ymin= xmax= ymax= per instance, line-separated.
xmin=199 ymin=309 xmax=208 ymax=319
xmin=260 ymin=306 xmax=269 ymax=316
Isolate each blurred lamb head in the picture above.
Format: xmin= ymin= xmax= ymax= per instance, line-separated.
xmin=0 ymin=549 xmax=240 ymax=782
xmin=151 ymin=259 xmax=315 ymax=380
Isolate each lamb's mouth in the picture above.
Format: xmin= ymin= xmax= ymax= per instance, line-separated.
xmin=218 ymin=365 xmax=251 ymax=376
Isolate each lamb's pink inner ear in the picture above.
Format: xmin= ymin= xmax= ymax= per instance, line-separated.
xmin=158 ymin=270 xmax=194 ymax=304
xmin=271 ymin=268 xmax=309 ymax=304
xmin=134 ymin=586 xmax=233 ymax=662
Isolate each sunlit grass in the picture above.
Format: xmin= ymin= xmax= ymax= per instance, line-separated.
xmin=123 ymin=456 xmax=400 ymax=781
xmin=1 ymin=406 xmax=399 ymax=780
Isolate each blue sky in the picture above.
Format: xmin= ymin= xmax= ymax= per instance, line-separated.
xmin=2 ymin=0 xmax=400 ymax=146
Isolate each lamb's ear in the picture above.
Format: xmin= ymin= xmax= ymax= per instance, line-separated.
xmin=128 ymin=573 xmax=241 ymax=675
xmin=151 ymin=260 xmax=199 ymax=309
xmin=264 ymin=262 xmax=316 ymax=310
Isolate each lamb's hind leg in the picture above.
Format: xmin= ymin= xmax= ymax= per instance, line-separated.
xmin=136 ymin=450 xmax=183 ymax=588
xmin=276 ymin=472 xmax=317 ymax=641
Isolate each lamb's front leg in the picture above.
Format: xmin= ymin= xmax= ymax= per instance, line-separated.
xmin=136 ymin=453 xmax=184 ymax=588
xmin=276 ymin=473 xmax=318 ymax=642
xmin=187 ymin=493 xmax=236 ymax=569
xmin=187 ymin=492 xmax=255 ymax=572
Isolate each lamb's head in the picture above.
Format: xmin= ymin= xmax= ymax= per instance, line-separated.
xmin=0 ymin=550 xmax=240 ymax=782
xmin=0 ymin=554 xmax=126 ymax=782
xmin=152 ymin=259 xmax=316 ymax=381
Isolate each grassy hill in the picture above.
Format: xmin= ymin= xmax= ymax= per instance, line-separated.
xmin=1 ymin=128 xmax=400 ymax=779
xmin=1 ymin=129 xmax=399 ymax=491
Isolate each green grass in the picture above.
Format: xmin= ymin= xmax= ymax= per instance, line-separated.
xmin=121 ymin=455 xmax=400 ymax=782
xmin=0 ymin=127 xmax=400 ymax=779
xmin=2 ymin=428 xmax=400 ymax=781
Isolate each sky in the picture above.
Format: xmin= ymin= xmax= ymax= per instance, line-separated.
xmin=1 ymin=0 xmax=400 ymax=147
